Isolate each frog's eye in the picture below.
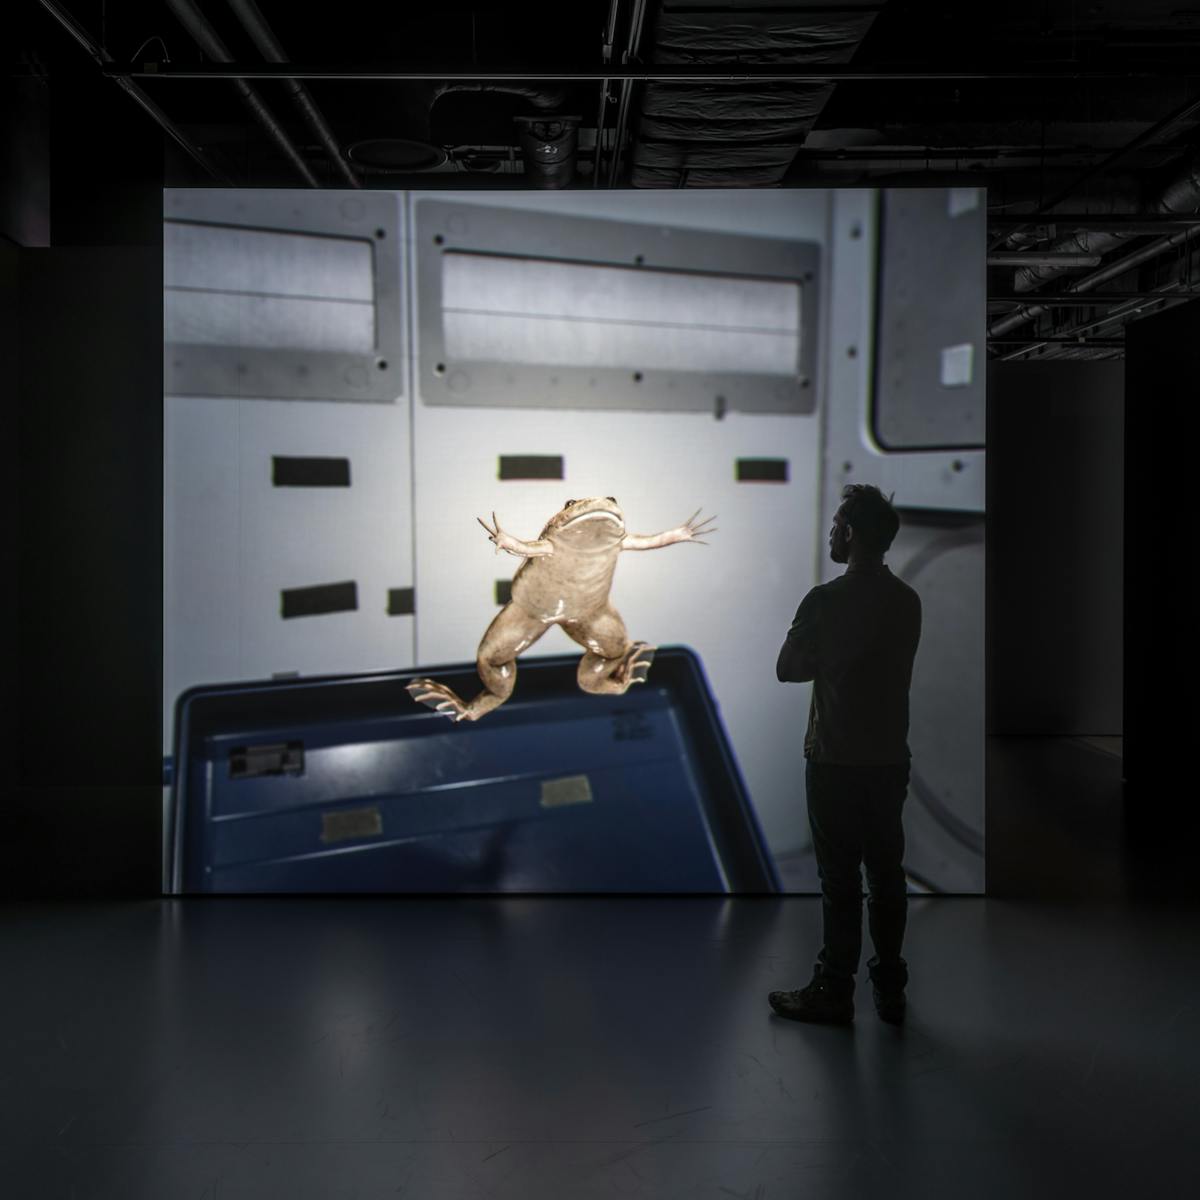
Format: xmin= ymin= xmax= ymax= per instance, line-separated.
xmin=565 ymin=499 xmax=577 ymax=507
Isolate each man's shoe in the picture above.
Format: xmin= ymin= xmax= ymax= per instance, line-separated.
xmin=871 ymin=985 xmax=906 ymax=1024
xmin=769 ymin=978 xmax=854 ymax=1025
xmin=867 ymin=956 xmax=908 ymax=1024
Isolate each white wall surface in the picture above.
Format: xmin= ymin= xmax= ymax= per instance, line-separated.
xmin=163 ymin=186 xmax=873 ymax=881
xmin=407 ymin=188 xmax=841 ymax=861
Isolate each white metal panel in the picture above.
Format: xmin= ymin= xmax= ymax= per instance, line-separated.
xmin=163 ymin=395 xmax=243 ymax=753
xmin=164 ymin=222 xmax=374 ymax=300
xmin=162 ymin=190 xmax=403 ymax=404
xmin=163 ymin=396 xmax=417 ymax=754
xmin=409 ymin=188 xmax=834 ymax=873
xmin=819 ymin=190 xmax=985 ymax=894
xmin=822 ymin=193 xmax=986 ymax=512
xmin=165 ymin=290 xmax=375 ymax=353
xmin=233 ymin=400 xmax=415 ymax=681
xmin=164 ymin=222 xmax=376 ymax=352
xmin=442 ymin=251 xmax=800 ymax=374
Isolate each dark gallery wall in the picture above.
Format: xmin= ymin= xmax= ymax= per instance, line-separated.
xmin=986 ymin=360 xmax=1125 ymax=737
xmin=6 ymin=4 xmax=1184 ymax=898
xmin=1123 ymin=300 xmax=1200 ymax=887
xmin=8 ymin=24 xmax=164 ymax=896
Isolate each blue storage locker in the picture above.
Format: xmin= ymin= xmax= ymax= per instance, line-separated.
xmin=168 ymin=646 xmax=780 ymax=894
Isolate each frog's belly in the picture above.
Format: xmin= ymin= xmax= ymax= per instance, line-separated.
xmin=511 ymin=561 xmax=614 ymax=624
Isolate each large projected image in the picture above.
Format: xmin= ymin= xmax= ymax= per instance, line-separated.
xmin=162 ymin=187 xmax=985 ymax=895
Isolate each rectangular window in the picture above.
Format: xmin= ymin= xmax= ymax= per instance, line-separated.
xmin=165 ymin=222 xmax=376 ymax=353
xmin=163 ymin=189 xmax=403 ymax=404
xmin=416 ymin=200 xmax=819 ymax=414
xmin=441 ymin=251 xmax=801 ymax=377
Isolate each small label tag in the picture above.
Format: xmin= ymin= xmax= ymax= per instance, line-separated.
xmin=948 ymin=187 xmax=979 ymax=217
xmin=940 ymin=343 xmax=975 ymax=388
xmin=320 ymin=806 xmax=384 ymax=844
xmin=540 ymin=775 xmax=594 ymax=809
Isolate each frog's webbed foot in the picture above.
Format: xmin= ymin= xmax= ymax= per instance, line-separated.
xmin=406 ymin=678 xmax=471 ymax=722
xmin=577 ymin=640 xmax=657 ymax=695
xmin=621 ymin=641 xmax=657 ymax=686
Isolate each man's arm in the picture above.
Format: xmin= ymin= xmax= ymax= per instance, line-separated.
xmin=777 ymin=589 xmax=821 ymax=682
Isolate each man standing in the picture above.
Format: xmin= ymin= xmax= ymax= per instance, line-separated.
xmin=770 ymin=484 xmax=921 ymax=1025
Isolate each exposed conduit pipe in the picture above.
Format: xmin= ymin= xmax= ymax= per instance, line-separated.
xmin=988 ymin=225 xmax=1200 ymax=338
xmin=989 ymin=150 xmax=1200 ymax=337
xmin=593 ymin=0 xmax=621 ymax=187
xmin=164 ymin=0 xmax=319 ymax=186
xmin=1011 ymin=147 xmax=1200 ymax=294
xmin=997 ymin=279 xmax=1195 ymax=361
xmin=224 ymin=0 xmax=359 ymax=186
xmin=989 ymin=92 xmax=1200 ymax=252
xmin=36 ymin=0 xmax=234 ymax=184
xmin=608 ymin=0 xmax=651 ymax=186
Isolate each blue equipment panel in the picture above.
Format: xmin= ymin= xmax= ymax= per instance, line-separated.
xmin=168 ymin=646 xmax=780 ymax=894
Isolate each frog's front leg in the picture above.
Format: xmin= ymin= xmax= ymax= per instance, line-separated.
xmin=565 ymin=604 xmax=656 ymax=695
xmin=407 ymin=603 xmax=549 ymax=722
xmin=477 ymin=513 xmax=553 ymax=558
xmin=621 ymin=508 xmax=717 ymax=551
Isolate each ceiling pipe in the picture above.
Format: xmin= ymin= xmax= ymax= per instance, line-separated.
xmin=164 ymin=0 xmax=319 ymax=186
xmin=608 ymin=0 xmax=651 ymax=187
xmin=989 ymin=91 xmax=1200 ymax=251
xmin=987 ymin=252 xmax=1102 ymax=268
xmin=593 ymin=0 xmax=621 ymax=187
xmin=1011 ymin=147 xmax=1200 ymax=295
xmin=223 ymin=0 xmax=359 ymax=186
xmin=113 ymin=63 xmax=1200 ymax=82
xmin=988 ymin=289 xmax=1200 ymax=305
xmin=988 ymin=226 xmax=1200 ymax=338
xmin=989 ymin=150 xmax=1200 ymax=336
xmin=36 ymin=0 xmax=234 ymax=184
xmin=995 ymin=280 xmax=1194 ymax=360
xmin=989 ymin=214 xmax=1200 ymax=232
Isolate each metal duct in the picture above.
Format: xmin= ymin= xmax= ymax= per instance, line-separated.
xmin=990 ymin=150 xmax=1200 ymax=337
xmin=36 ymin=0 xmax=233 ymax=184
xmin=348 ymin=82 xmax=568 ymax=178
xmin=165 ymin=0 xmax=319 ymax=186
xmin=224 ymin=0 xmax=358 ymax=187
xmin=628 ymin=1 xmax=881 ymax=188
xmin=1011 ymin=148 xmax=1200 ymax=294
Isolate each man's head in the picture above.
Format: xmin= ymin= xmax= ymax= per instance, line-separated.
xmin=829 ymin=484 xmax=900 ymax=565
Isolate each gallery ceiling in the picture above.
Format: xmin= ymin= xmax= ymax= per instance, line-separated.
xmin=19 ymin=0 xmax=1200 ymax=358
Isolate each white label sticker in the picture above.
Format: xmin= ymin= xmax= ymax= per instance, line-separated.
xmin=940 ymin=343 xmax=975 ymax=388
xmin=948 ymin=187 xmax=980 ymax=218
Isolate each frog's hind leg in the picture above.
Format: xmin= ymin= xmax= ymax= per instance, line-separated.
xmin=407 ymin=603 xmax=548 ymax=722
xmin=566 ymin=605 xmax=656 ymax=695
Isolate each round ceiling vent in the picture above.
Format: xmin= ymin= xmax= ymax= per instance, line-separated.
xmin=346 ymin=138 xmax=447 ymax=173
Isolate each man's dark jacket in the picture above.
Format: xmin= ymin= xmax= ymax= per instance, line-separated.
xmin=777 ymin=564 xmax=921 ymax=765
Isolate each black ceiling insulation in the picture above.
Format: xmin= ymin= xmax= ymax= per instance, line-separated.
xmin=631 ymin=1 xmax=882 ymax=187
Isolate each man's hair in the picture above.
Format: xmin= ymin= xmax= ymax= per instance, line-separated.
xmin=840 ymin=483 xmax=900 ymax=553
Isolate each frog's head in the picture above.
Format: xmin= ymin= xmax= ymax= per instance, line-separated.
xmin=543 ymin=496 xmax=627 ymax=551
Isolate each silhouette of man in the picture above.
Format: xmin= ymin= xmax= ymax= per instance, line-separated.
xmin=770 ymin=484 xmax=921 ymax=1025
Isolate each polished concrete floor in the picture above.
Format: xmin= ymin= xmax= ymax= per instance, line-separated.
xmin=4 ymin=741 xmax=1198 ymax=1200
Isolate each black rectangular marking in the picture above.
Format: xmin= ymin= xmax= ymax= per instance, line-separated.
xmin=495 ymin=579 xmax=513 ymax=606
xmin=320 ymin=806 xmax=383 ymax=844
xmin=281 ymin=581 xmax=358 ymax=619
xmin=736 ymin=458 xmax=789 ymax=483
xmin=272 ymin=456 xmax=351 ymax=487
xmin=387 ymin=587 xmax=415 ymax=616
xmin=498 ymin=455 xmax=564 ymax=480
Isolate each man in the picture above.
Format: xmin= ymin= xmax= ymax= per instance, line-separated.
xmin=770 ymin=484 xmax=922 ymax=1026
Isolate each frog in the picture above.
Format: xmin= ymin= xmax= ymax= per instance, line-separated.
xmin=406 ymin=497 xmax=716 ymax=722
